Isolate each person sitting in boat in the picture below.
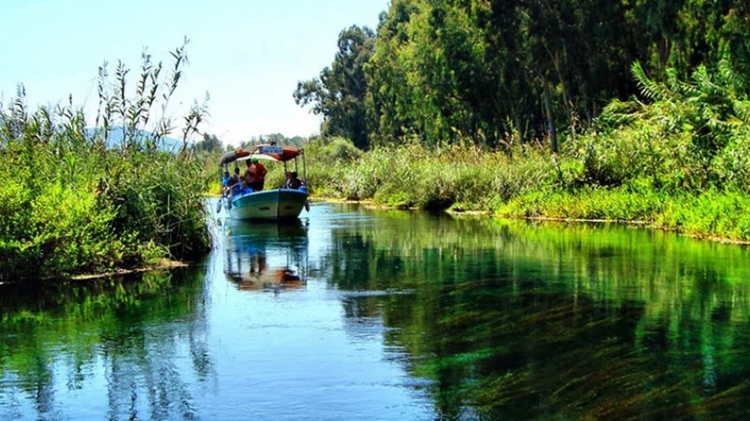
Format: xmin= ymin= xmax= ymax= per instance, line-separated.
xmin=243 ymin=161 xmax=256 ymax=192
xmin=284 ymin=171 xmax=303 ymax=189
xmin=221 ymin=170 xmax=232 ymax=196
xmin=224 ymin=168 xmax=241 ymax=196
xmin=284 ymin=171 xmax=310 ymax=211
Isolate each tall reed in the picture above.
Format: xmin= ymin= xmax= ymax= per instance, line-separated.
xmin=0 ymin=40 xmax=210 ymax=280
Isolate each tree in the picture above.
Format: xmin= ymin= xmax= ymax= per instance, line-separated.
xmin=294 ymin=25 xmax=375 ymax=149
xmin=330 ymin=0 xmax=750 ymax=153
xmin=193 ymin=133 xmax=222 ymax=153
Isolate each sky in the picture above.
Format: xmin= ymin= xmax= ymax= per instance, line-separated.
xmin=0 ymin=0 xmax=390 ymax=146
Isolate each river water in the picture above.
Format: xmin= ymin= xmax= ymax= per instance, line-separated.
xmin=1 ymin=202 xmax=750 ymax=420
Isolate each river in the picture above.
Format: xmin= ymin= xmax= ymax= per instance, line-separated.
xmin=1 ymin=202 xmax=749 ymax=420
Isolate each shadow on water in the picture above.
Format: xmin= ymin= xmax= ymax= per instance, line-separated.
xmin=221 ymin=219 xmax=309 ymax=292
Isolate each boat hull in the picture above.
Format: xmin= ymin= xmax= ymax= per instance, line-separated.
xmin=228 ymin=189 xmax=308 ymax=220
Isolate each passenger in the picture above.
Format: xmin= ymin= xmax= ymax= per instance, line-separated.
xmin=224 ymin=168 xmax=241 ymax=197
xmin=251 ymin=158 xmax=267 ymax=191
xmin=221 ymin=170 xmax=231 ymax=188
xmin=285 ymin=171 xmax=303 ymax=189
xmin=232 ymin=167 xmax=241 ymax=184
xmin=287 ymin=171 xmax=310 ymax=211
xmin=243 ymin=160 xmax=256 ymax=190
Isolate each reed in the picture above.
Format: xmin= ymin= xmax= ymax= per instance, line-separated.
xmin=0 ymin=41 xmax=209 ymax=280
xmin=304 ymin=139 xmax=556 ymax=211
xmin=304 ymin=130 xmax=750 ymax=242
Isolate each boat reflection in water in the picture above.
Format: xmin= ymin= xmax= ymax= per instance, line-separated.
xmin=223 ymin=219 xmax=309 ymax=292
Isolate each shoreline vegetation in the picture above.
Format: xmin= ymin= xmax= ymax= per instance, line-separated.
xmin=286 ymin=1 xmax=750 ymax=250
xmin=6 ymin=1 xmax=750 ymax=281
xmin=330 ymin=198 xmax=750 ymax=246
xmin=0 ymin=40 xmax=211 ymax=281
xmin=298 ymin=131 xmax=750 ymax=247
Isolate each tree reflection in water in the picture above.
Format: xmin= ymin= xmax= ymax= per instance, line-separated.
xmin=318 ymin=207 xmax=750 ymax=419
xmin=4 ymin=203 xmax=750 ymax=419
xmin=0 ymin=268 xmax=212 ymax=420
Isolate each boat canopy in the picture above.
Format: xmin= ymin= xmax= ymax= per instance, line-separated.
xmin=220 ymin=149 xmax=251 ymax=165
xmin=220 ymin=144 xmax=302 ymax=165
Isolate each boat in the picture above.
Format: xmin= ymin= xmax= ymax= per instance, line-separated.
xmin=218 ymin=143 xmax=309 ymax=221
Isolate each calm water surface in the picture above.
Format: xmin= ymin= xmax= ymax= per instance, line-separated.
xmin=1 ymin=202 xmax=750 ymax=420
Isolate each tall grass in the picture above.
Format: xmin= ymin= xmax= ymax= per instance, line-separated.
xmin=305 ymin=138 xmax=557 ymax=211
xmin=0 ymin=41 xmax=210 ymax=280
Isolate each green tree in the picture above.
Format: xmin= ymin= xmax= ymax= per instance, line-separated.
xmin=294 ymin=25 xmax=375 ymax=149
xmin=364 ymin=1 xmax=420 ymax=146
xmin=193 ymin=133 xmax=222 ymax=153
xmin=342 ymin=0 xmax=750 ymax=153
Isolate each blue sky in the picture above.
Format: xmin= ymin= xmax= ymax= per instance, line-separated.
xmin=0 ymin=0 xmax=389 ymax=146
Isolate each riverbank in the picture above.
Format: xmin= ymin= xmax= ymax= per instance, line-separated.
xmin=318 ymin=197 xmax=750 ymax=245
xmin=296 ymin=52 xmax=750 ymax=244
xmin=71 ymin=259 xmax=189 ymax=282
xmin=206 ymin=144 xmax=750 ymax=247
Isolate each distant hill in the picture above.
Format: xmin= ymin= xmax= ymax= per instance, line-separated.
xmin=87 ymin=127 xmax=185 ymax=153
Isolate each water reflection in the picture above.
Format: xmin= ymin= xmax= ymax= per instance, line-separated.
xmin=222 ymin=219 xmax=309 ymax=291
xmin=318 ymin=205 xmax=750 ymax=419
xmin=4 ymin=202 xmax=750 ymax=419
xmin=0 ymin=268 xmax=211 ymax=420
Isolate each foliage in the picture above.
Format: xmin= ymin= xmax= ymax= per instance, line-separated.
xmin=193 ymin=133 xmax=222 ymax=154
xmin=0 ymin=42 xmax=210 ymax=280
xmin=303 ymin=54 xmax=750 ymax=243
xmin=306 ymin=140 xmax=555 ymax=211
xmin=564 ymin=59 xmax=750 ymax=194
xmin=498 ymin=56 xmax=750 ymax=242
xmin=294 ymin=26 xmax=375 ymax=149
xmin=298 ymin=0 xmax=750 ymax=153
xmin=96 ymin=151 xmax=209 ymax=262
xmin=312 ymin=136 xmax=362 ymax=163
xmin=499 ymin=186 xmax=750 ymax=242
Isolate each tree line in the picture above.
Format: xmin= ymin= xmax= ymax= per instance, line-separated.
xmin=192 ymin=133 xmax=308 ymax=154
xmin=295 ymin=0 xmax=750 ymax=151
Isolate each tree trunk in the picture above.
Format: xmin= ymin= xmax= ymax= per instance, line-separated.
xmin=542 ymin=77 xmax=558 ymax=154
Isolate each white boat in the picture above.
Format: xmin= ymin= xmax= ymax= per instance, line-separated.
xmin=219 ymin=144 xmax=309 ymax=221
